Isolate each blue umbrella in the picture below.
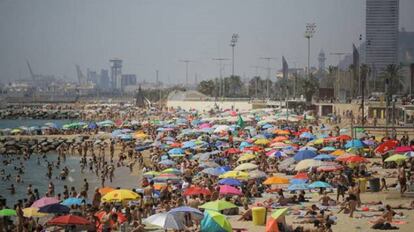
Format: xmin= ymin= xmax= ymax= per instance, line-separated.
xmin=182 ymin=141 xmax=197 ymax=149
xmin=202 ymin=167 xmax=227 ymax=176
xmin=345 ymin=139 xmax=364 ymax=149
xmin=218 ymin=178 xmax=242 ymax=186
xmin=300 ymin=132 xmax=315 ymax=139
xmin=168 ymin=148 xmax=184 ymax=155
xmin=313 ymin=154 xmax=336 ymax=161
xmin=159 ymin=159 xmax=176 ymax=166
xmin=239 ymin=141 xmax=251 ymax=149
xmin=135 ymin=145 xmax=152 ymax=151
xmin=119 ymin=134 xmax=133 ymax=141
xmin=88 ymin=122 xmax=97 ymax=129
xmin=287 ymin=183 xmax=309 ymax=191
xmin=262 ymin=124 xmax=273 ymax=129
xmin=308 ymin=181 xmax=332 ymax=189
xmin=299 ymin=146 xmax=318 ymax=152
xmin=290 ymin=179 xmax=308 ymax=184
xmin=38 ymin=203 xmax=70 ymax=214
xmin=169 ymin=206 xmax=204 ymax=220
xmin=61 ymin=197 xmax=86 ymax=206
xmin=294 ymin=150 xmax=317 ymax=161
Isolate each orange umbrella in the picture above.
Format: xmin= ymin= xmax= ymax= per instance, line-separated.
xmin=263 ymin=176 xmax=289 ymax=185
xmin=98 ymin=187 xmax=115 ymax=196
xmin=346 ymin=156 xmax=369 ymax=164
xmin=293 ymin=172 xmax=308 ymax=179
xmin=337 ymin=135 xmax=352 ymax=141
xmin=274 ymin=129 xmax=290 ymax=135
xmin=272 ymin=136 xmax=289 ymax=142
xmin=330 ymin=149 xmax=345 ymax=156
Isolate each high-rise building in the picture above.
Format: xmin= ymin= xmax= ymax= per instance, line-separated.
xmin=318 ymin=49 xmax=326 ymax=71
xmin=366 ymin=0 xmax=399 ymax=72
xmin=109 ymin=59 xmax=122 ymax=90
xmin=99 ymin=69 xmax=110 ymax=90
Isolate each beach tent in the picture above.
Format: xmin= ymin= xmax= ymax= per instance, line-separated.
xmin=201 ymin=210 xmax=232 ymax=232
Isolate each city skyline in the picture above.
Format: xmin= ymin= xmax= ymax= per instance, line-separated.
xmin=1 ymin=0 xmax=414 ymax=84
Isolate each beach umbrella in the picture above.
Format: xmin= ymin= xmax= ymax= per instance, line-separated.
xmin=219 ymin=185 xmax=242 ymax=195
xmin=219 ymin=171 xmax=249 ymax=180
xmin=161 ymin=168 xmax=181 ymax=175
xmin=199 ymin=161 xmax=220 ymax=168
xmin=337 ymin=135 xmax=352 ymax=141
xmin=168 ymin=148 xmax=184 ymax=155
xmin=38 ymin=204 xmax=70 ymax=214
xmin=362 ymin=140 xmax=376 ymax=146
xmin=182 ymin=141 xmax=197 ymax=149
xmin=298 ymin=146 xmax=317 ymax=152
xmin=395 ymin=146 xmax=413 ymax=153
xmin=299 ymin=132 xmax=315 ymax=139
xmin=31 ymin=197 xmax=59 ymax=208
xmin=159 ymin=159 xmax=176 ymax=166
xmin=320 ymin=146 xmax=336 ymax=152
xmin=317 ymin=163 xmax=343 ymax=172
xmin=330 ymin=149 xmax=345 ymax=156
xmin=406 ymin=151 xmax=414 ymax=158
xmin=308 ymin=181 xmax=332 ymax=189
xmin=290 ymin=179 xmax=307 ymax=184
xmin=237 ymin=154 xmax=256 ymax=162
xmin=345 ymin=139 xmax=364 ymax=149
xmin=263 ymin=176 xmax=289 ymax=185
xmin=102 ymin=189 xmax=140 ymax=202
xmin=295 ymin=159 xmax=324 ymax=171
xmin=310 ymin=138 xmax=325 ymax=145
xmin=287 ymin=183 xmax=309 ymax=191
xmin=346 ymin=156 xmax=369 ymax=164
xmin=201 ymin=210 xmax=232 ymax=232
xmin=218 ymin=178 xmax=242 ymax=186
xmin=374 ymin=140 xmax=399 ymax=154
xmin=22 ymin=207 xmax=48 ymax=217
xmin=293 ymin=172 xmax=308 ymax=179
xmin=143 ymin=171 xmax=160 ymax=178
xmin=202 ymin=167 xmax=227 ymax=176
xmin=145 ymin=212 xmax=185 ymax=230
xmin=47 ymin=215 xmax=91 ymax=226
xmin=153 ymin=174 xmax=181 ymax=182
xmin=272 ymin=136 xmax=289 ymax=142
xmin=199 ymin=200 xmax=237 ymax=211
xmin=234 ymin=163 xmax=258 ymax=171
xmin=255 ymin=138 xmax=270 ymax=145
xmin=294 ymin=150 xmax=317 ymax=161
xmin=313 ymin=154 xmax=336 ymax=161
xmin=249 ymin=170 xmax=267 ymax=179
xmin=0 ymin=209 xmax=16 ymax=216
xmin=61 ymin=197 xmax=86 ymax=206
xmin=98 ymin=187 xmax=116 ymax=195
xmin=336 ymin=153 xmax=357 ymax=162
xmin=214 ymin=125 xmax=230 ymax=133
xmin=169 ymin=206 xmax=204 ymax=220
xmin=183 ymin=186 xmax=211 ymax=196
xmin=385 ymin=154 xmax=408 ymax=164
xmin=226 ymin=148 xmax=241 ymax=154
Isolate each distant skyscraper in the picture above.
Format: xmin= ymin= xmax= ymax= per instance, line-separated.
xmin=109 ymin=59 xmax=122 ymax=90
xmin=318 ymin=50 xmax=326 ymax=71
xmin=366 ymin=0 xmax=399 ymax=72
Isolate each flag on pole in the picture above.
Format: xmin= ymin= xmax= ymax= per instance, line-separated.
xmin=237 ymin=114 xmax=245 ymax=128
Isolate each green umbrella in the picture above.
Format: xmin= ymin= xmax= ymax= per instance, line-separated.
xmin=199 ymin=200 xmax=237 ymax=211
xmin=384 ymin=154 xmax=408 ymax=164
xmin=271 ymin=207 xmax=289 ymax=219
xmin=0 ymin=209 xmax=16 ymax=216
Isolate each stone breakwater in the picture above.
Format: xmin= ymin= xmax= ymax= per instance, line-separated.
xmin=0 ymin=108 xmax=80 ymax=120
xmin=0 ymin=136 xmax=88 ymax=155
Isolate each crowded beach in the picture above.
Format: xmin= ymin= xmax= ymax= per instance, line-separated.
xmin=0 ymin=105 xmax=413 ymax=232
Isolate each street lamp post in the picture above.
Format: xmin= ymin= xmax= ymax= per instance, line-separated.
xmin=230 ymin=33 xmax=239 ymax=77
xmin=304 ymin=23 xmax=316 ymax=78
xmin=213 ymin=58 xmax=230 ymax=98
xmin=259 ymin=57 xmax=277 ymax=99
xmin=179 ymin=60 xmax=192 ymax=88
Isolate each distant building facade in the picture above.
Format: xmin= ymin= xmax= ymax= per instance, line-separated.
xmin=366 ymin=0 xmax=399 ymax=72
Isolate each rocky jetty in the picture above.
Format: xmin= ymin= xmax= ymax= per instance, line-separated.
xmin=0 ymin=108 xmax=80 ymax=120
xmin=0 ymin=136 xmax=89 ymax=154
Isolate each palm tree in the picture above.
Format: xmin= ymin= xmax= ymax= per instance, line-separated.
xmin=382 ymin=64 xmax=403 ymax=95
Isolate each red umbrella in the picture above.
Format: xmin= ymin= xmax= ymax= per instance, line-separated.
xmin=95 ymin=211 xmax=127 ymax=224
xmin=226 ymin=148 xmax=241 ymax=154
xmin=394 ymin=146 xmax=413 ymax=153
xmin=183 ymin=186 xmax=211 ymax=196
xmin=337 ymin=135 xmax=352 ymax=141
xmin=293 ymin=172 xmax=308 ymax=179
xmin=317 ymin=164 xmax=343 ymax=172
xmin=47 ymin=215 xmax=91 ymax=226
xmin=243 ymin=146 xmax=262 ymax=152
xmin=374 ymin=140 xmax=398 ymax=154
xmin=346 ymin=156 xmax=369 ymax=164
xmin=170 ymin=142 xmax=182 ymax=148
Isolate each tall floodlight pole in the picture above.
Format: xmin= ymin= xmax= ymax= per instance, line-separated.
xmin=213 ymin=58 xmax=230 ymax=98
xmin=260 ymin=57 xmax=277 ymax=99
xmin=179 ymin=60 xmax=192 ymax=88
xmin=304 ymin=23 xmax=316 ymax=78
xmin=230 ymin=33 xmax=239 ymax=77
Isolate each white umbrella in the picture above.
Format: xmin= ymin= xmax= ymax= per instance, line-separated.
xmin=213 ymin=125 xmax=230 ymax=133
xmin=144 ymin=212 xmax=185 ymax=230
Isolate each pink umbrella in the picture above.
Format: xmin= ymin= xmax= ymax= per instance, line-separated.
xmin=394 ymin=146 xmax=413 ymax=153
xmin=219 ymin=185 xmax=242 ymax=195
xmin=31 ymin=197 xmax=59 ymax=208
xmin=199 ymin=123 xmax=212 ymax=129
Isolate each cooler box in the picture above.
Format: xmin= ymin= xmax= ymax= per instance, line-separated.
xmin=358 ymin=178 xmax=367 ymax=192
xmin=252 ymin=207 xmax=266 ymax=225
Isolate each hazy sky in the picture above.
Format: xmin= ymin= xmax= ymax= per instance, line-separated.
xmin=1 ymin=0 xmax=414 ymax=84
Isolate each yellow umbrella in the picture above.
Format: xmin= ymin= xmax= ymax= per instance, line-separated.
xmin=263 ymin=176 xmax=289 ymax=185
xmin=330 ymin=149 xmax=345 ymax=156
xmin=133 ymin=132 xmax=148 ymax=139
xmin=23 ymin=207 xmax=48 ymax=217
xmin=237 ymin=154 xmax=256 ymax=162
xmin=102 ymin=189 xmax=140 ymax=202
xmin=255 ymin=138 xmax=270 ymax=145
xmin=219 ymin=171 xmax=249 ymax=180
xmin=294 ymin=159 xmax=324 ymax=171
xmin=234 ymin=163 xmax=258 ymax=171
xmin=312 ymin=138 xmax=324 ymax=145
xmin=384 ymin=154 xmax=408 ymax=164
